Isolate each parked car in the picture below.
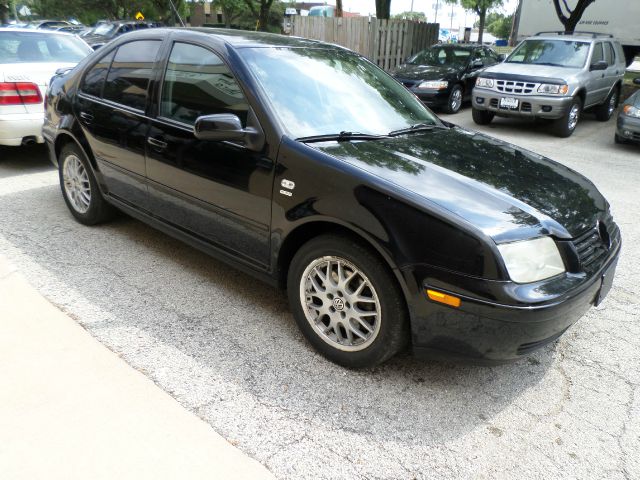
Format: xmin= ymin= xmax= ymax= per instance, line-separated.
xmin=472 ymin=32 xmax=626 ymax=137
xmin=43 ymin=28 xmax=620 ymax=368
xmin=0 ymin=28 xmax=92 ymax=146
xmin=82 ymin=21 xmax=159 ymax=50
xmin=393 ymin=44 xmax=504 ymax=114
xmin=26 ymin=20 xmax=73 ymax=30
xmin=615 ymin=77 xmax=640 ymax=144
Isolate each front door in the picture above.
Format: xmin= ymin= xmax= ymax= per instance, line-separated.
xmin=146 ymin=41 xmax=274 ymax=268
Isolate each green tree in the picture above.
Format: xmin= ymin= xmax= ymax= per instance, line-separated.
xmin=552 ymin=0 xmax=595 ymax=32
xmin=446 ymin=0 xmax=503 ymax=44
xmin=392 ymin=11 xmax=427 ymax=21
xmin=243 ymin=0 xmax=273 ymax=31
xmin=375 ymin=0 xmax=391 ymax=20
xmin=486 ymin=12 xmax=512 ymax=39
xmin=213 ymin=0 xmax=248 ymax=27
xmin=1 ymin=2 xmax=9 ymax=24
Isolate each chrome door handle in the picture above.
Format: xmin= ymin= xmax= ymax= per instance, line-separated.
xmin=79 ymin=111 xmax=94 ymax=123
xmin=147 ymin=137 xmax=168 ymax=150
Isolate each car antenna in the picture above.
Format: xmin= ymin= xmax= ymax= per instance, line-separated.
xmin=168 ymin=0 xmax=186 ymax=27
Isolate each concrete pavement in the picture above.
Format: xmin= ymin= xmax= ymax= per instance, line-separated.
xmin=0 ymin=255 xmax=275 ymax=480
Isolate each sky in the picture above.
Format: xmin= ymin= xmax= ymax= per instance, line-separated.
xmin=340 ymin=0 xmax=519 ymax=29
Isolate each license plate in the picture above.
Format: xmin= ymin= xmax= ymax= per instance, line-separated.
xmin=499 ymin=97 xmax=519 ymax=109
xmin=594 ymin=257 xmax=618 ymax=306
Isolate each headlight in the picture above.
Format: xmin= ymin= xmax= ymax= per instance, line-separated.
xmin=623 ymin=105 xmax=640 ymax=118
xmin=418 ymin=81 xmax=448 ymax=90
xmin=537 ymin=84 xmax=569 ymax=95
xmin=497 ymin=237 xmax=565 ymax=283
xmin=475 ymin=78 xmax=494 ymax=88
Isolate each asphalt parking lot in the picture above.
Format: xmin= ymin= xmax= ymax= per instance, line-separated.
xmin=0 ymin=109 xmax=638 ymax=479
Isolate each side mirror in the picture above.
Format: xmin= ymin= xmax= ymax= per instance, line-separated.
xmin=590 ymin=60 xmax=608 ymax=71
xmin=497 ymin=54 xmax=506 ymax=62
xmin=634 ymin=78 xmax=640 ymax=86
xmin=470 ymin=59 xmax=484 ymax=70
xmin=194 ymin=113 xmax=264 ymax=151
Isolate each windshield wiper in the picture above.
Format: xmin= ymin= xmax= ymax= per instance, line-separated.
xmin=388 ymin=123 xmax=448 ymax=137
xmin=296 ymin=131 xmax=389 ymax=143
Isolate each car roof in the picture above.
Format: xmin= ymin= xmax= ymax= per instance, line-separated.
xmin=0 ymin=27 xmax=76 ymax=37
xmin=114 ymin=27 xmax=345 ymax=50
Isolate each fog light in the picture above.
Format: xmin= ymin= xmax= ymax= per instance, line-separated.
xmin=624 ymin=130 xmax=632 ymax=137
xmin=426 ymin=289 xmax=461 ymax=308
xmin=476 ymin=97 xmax=485 ymax=104
xmin=542 ymin=105 xmax=552 ymax=112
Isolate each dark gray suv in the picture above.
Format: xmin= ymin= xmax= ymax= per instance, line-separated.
xmin=472 ymin=32 xmax=626 ymax=137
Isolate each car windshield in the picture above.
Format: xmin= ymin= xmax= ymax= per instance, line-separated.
xmin=506 ymin=39 xmax=590 ymax=68
xmin=0 ymin=31 xmax=92 ymax=63
xmin=408 ymin=47 xmax=472 ymax=66
xmin=239 ymin=47 xmax=440 ymax=139
xmin=90 ymin=24 xmax=117 ymax=36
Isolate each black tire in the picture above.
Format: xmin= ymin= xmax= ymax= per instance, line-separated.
xmin=287 ymin=234 xmax=409 ymax=368
xmin=595 ymin=87 xmax=619 ymax=122
xmin=444 ymin=84 xmax=464 ymax=114
xmin=472 ymin=107 xmax=494 ymax=125
xmin=553 ymin=97 xmax=582 ymax=138
xmin=58 ymin=143 xmax=115 ymax=225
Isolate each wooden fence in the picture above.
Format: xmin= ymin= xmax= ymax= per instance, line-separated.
xmin=291 ymin=17 xmax=439 ymax=71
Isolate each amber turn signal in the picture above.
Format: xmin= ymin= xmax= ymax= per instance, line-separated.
xmin=426 ymin=289 xmax=461 ymax=308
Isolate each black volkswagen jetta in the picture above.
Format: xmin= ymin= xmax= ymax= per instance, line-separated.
xmin=43 ymin=28 xmax=620 ymax=368
xmin=392 ymin=44 xmax=503 ymax=114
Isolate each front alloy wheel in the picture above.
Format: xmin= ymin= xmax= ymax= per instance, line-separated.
xmin=300 ymin=256 xmax=381 ymax=351
xmin=288 ymin=234 xmax=408 ymax=368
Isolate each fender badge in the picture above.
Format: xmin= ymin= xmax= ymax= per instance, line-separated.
xmin=281 ymin=179 xmax=295 ymax=190
xmin=279 ymin=189 xmax=292 ymax=197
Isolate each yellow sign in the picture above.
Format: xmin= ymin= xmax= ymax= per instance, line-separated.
xmin=135 ymin=11 xmax=144 ymax=20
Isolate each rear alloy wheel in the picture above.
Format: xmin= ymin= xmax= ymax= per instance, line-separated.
xmin=444 ymin=85 xmax=464 ymax=114
xmin=553 ymin=97 xmax=582 ymax=138
xmin=595 ymin=88 xmax=619 ymax=122
xmin=287 ymin=235 xmax=408 ymax=368
xmin=59 ymin=143 xmax=114 ymax=225
xmin=472 ymin=107 xmax=494 ymax=125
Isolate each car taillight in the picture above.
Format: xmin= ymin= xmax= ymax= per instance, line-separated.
xmin=0 ymin=82 xmax=43 ymax=105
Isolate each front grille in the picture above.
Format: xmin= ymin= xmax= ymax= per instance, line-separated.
xmin=490 ymin=98 xmax=499 ymax=108
xmin=496 ymin=80 xmax=536 ymax=94
xmin=521 ymin=102 xmax=532 ymax=113
xmin=572 ymin=215 xmax=619 ymax=271
xmin=632 ymin=132 xmax=640 ymax=141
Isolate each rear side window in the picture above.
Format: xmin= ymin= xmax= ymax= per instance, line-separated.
xmin=103 ymin=40 xmax=161 ymax=111
xmin=0 ymin=31 xmax=92 ymax=63
xmin=81 ymin=50 xmax=115 ymax=97
xmin=591 ymin=43 xmax=604 ymax=64
xmin=605 ymin=42 xmax=616 ymax=65
xmin=159 ymin=42 xmax=248 ymax=125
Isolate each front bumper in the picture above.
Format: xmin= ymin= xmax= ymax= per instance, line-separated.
xmin=472 ymin=87 xmax=573 ymax=120
xmin=0 ymin=113 xmax=45 ymax=146
xmin=412 ymin=88 xmax=451 ymax=108
xmin=404 ymin=241 xmax=621 ymax=363
xmin=616 ymin=113 xmax=640 ymax=142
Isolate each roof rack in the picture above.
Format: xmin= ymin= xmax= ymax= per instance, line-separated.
xmin=534 ymin=31 xmax=614 ymax=38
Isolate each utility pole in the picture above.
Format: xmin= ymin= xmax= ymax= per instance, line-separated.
xmin=434 ymin=0 xmax=440 ymax=24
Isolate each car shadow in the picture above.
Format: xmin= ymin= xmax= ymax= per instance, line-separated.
xmin=0 ymin=145 xmax=53 ymax=178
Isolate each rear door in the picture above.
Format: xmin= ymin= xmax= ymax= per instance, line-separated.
xmin=145 ymin=41 xmax=274 ymax=268
xmin=75 ymin=39 xmax=162 ymax=209
xmin=603 ymin=41 xmax=622 ymax=95
xmin=586 ymin=42 xmax=607 ymax=107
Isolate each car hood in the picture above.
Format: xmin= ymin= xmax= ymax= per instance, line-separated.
xmin=84 ymin=34 xmax=113 ymax=45
xmin=482 ymin=62 xmax=580 ymax=81
xmin=623 ymin=89 xmax=640 ymax=108
xmin=393 ymin=64 xmax=460 ymax=81
xmin=312 ymin=127 xmax=606 ymax=242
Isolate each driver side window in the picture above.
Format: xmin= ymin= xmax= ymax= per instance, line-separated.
xmin=160 ymin=42 xmax=249 ymax=126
